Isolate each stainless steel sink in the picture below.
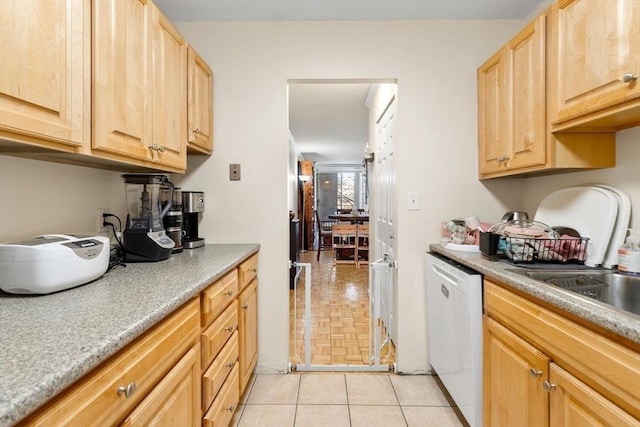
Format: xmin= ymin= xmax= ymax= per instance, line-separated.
xmin=506 ymin=269 xmax=640 ymax=317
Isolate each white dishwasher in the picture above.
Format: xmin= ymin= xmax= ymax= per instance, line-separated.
xmin=425 ymin=252 xmax=483 ymax=427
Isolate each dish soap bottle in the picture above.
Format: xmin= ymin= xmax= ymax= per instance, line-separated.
xmin=618 ymin=234 xmax=640 ymax=274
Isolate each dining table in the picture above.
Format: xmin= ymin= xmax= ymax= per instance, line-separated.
xmin=328 ymin=214 xmax=369 ymax=223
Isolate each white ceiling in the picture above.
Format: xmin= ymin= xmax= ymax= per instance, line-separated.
xmin=289 ymin=83 xmax=372 ymax=164
xmin=154 ymin=0 xmax=544 ymax=22
xmin=154 ymin=0 xmax=544 ymax=164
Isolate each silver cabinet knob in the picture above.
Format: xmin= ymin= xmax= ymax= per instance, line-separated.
xmin=225 ymin=362 xmax=235 ymax=369
xmin=529 ymin=368 xmax=542 ymax=378
xmin=225 ymin=325 xmax=234 ymax=332
xmin=193 ymin=128 xmax=200 ymax=135
xmin=623 ymin=73 xmax=637 ymax=83
xmin=226 ymin=405 xmax=235 ymax=412
xmin=117 ymin=382 xmax=137 ymax=398
xmin=158 ymin=145 xmax=165 ymax=153
xmin=225 ymin=290 xmax=234 ymax=297
xmin=543 ymin=381 xmax=557 ymax=392
xmin=242 ymin=303 xmax=249 ymax=310
xmin=148 ymin=143 xmax=157 ymax=151
xmin=497 ymin=156 xmax=510 ymax=163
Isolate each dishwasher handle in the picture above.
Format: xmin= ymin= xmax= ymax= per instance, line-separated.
xmin=440 ymin=283 xmax=449 ymax=298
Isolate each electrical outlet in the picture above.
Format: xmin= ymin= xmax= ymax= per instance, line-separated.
xmin=97 ymin=208 xmax=108 ymax=233
xmin=230 ymin=164 xmax=241 ymax=181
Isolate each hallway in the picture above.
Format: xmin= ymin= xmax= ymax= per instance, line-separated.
xmin=289 ymin=250 xmax=395 ymax=366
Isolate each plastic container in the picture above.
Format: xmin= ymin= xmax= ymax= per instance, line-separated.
xmin=618 ymin=235 xmax=640 ymax=273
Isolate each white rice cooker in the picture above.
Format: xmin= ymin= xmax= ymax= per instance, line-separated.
xmin=0 ymin=234 xmax=110 ymax=294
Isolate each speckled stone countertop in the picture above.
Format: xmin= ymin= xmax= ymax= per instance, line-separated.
xmin=0 ymin=243 xmax=259 ymax=427
xmin=429 ymin=244 xmax=640 ymax=345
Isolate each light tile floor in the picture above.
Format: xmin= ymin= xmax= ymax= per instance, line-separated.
xmin=232 ymin=373 xmax=464 ymax=427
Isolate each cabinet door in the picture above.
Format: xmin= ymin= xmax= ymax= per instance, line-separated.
xmin=478 ymin=49 xmax=509 ymax=175
xmin=187 ymin=46 xmax=214 ymax=154
xmin=506 ymin=15 xmax=546 ymax=170
xmin=93 ymin=0 xmax=152 ymax=161
xmin=120 ymin=346 xmax=201 ymax=427
xmin=484 ymin=315 xmax=550 ymax=427
xmin=551 ymin=0 xmax=640 ymax=123
xmin=0 ymin=0 xmax=89 ymax=148
xmin=238 ymin=280 xmax=258 ymax=395
xmin=548 ymin=363 xmax=638 ymax=427
xmin=150 ymin=4 xmax=187 ymax=170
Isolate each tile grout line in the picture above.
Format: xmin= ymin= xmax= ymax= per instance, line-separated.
xmin=344 ymin=373 xmax=353 ymax=427
xmin=387 ymin=374 xmax=410 ymax=427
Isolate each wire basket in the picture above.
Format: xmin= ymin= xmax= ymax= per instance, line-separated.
xmin=504 ymin=237 xmax=589 ymax=264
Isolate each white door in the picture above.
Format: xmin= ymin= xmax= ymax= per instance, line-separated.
xmin=373 ymin=98 xmax=398 ymax=343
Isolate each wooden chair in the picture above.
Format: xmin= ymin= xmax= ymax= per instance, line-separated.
xmin=314 ymin=210 xmax=335 ymax=261
xmin=332 ymin=222 xmax=357 ymax=265
xmin=356 ymin=222 xmax=369 ymax=268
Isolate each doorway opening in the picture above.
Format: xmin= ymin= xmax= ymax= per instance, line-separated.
xmin=287 ymin=79 xmax=398 ymax=371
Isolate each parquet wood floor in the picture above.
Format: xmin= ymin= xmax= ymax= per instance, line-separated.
xmin=289 ymin=250 xmax=395 ymax=366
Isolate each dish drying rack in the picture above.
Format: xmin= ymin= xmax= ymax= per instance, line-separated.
xmin=480 ymin=232 xmax=589 ymax=264
xmin=504 ymin=236 xmax=589 ymax=264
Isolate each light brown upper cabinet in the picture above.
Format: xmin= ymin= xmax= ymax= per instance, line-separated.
xmin=150 ymin=4 xmax=188 ymax=170
xmin=478 ymin=10 xmax=616 ymax=179
xmin=187 ymin=46 xmax=214 ymax=154
xmin=0 ymin=0 xmax=90 ymax=151
xmin=549 ymin=0 xmax=640 ymax=131
xmin=478 ymin=16 xmax=546 ymax=176
xmin=93 ymin=0 xmax=187 ymax=173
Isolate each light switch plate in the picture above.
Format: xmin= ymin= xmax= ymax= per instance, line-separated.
xmin=407 ymin=192 xmax=419 ymax=210
xmin=230 ymin=164 xmax=241 ymax=181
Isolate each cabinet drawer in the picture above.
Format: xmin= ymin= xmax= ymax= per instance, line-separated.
xmin=121 ymin=344 xmax=201 ymax=427
xmin=203 ymin=331 xmax=239 ymax=412
xmin=484 ymin=280 xmax=640 ymax=418
xmin=201 ymin=302 xmax=238 ymax=370
xmin=23 ymin=298 xmax=199 ymax=426
xmin=238 ymin=254 xmax=258 ymax=291
xmin=203 ymin=364 xmax=240 ymax=427
xmin=201 ymin=269 xmax=238 ymax=328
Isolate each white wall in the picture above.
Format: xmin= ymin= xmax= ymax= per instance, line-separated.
xmin=0 ymin=156 xmax=126 ymax=243
xmin=174 ymin=19 xmax=525 ymax=373
xmin=522 ymin=127 xmax=640 ymax=235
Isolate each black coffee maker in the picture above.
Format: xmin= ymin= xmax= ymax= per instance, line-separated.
xmin=121 ymin=174 xmax=175 ymax=262
xmin=182 ymin=191 xmax=205 ymax=249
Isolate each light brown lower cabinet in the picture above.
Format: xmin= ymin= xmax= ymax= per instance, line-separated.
xmin=484 ymin=316 xmax=549 ymax=426
xmin=483 ymin=280 xmax=640 ymax=426
xmin=20 ymin=298 xmax=200 ymax=426
xmin=120 ymin=345 xmax=201 ymax=427
xmin=203 ymin=364 xmax=240 ymax=427
xmin=238 ymin=279 xmax=258 ymax=395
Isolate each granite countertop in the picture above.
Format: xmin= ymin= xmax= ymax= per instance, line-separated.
xmin=429 ymin=244 xmax=640 ymax=345
xmin=0 ymin=243 xmax=259 ymax=427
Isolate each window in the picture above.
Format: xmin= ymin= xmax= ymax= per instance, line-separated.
xmin=316 ymin=164 xmax=366 ymax=220
xmin=337 ymin=172 xmax=355 ymax=210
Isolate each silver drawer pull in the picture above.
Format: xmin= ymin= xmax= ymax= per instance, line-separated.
xmin=226 ymin=405 xmax=234 ymax=412
xmin=242 ymin=303 xmax=249 ymax=310
xmin=225 ymin=325 xmax=234 ymax=332
xmin=225 ymin=362 xmax=235 ymax=369
xmin=250 ymin=267 xmax=257 ymax=273
xmin=225 ymin=290 xmax=234 ymax=297
xmin=529 ymin=368 xmax=542 ymax=378
xmin=193 ymin=128 xmax=200 ymax=135
xmin=117 ymin=382 xmax=136 ymax=398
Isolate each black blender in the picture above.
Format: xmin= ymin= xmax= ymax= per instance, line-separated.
xmin=122 ymin=174 xmax=176 ymax=262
